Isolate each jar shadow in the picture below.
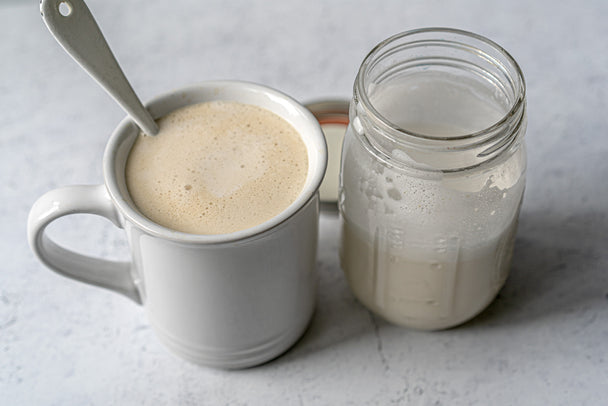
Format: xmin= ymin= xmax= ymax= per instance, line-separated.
xmin=256 ymin=207 xmax=607 ymax=368
xmin=461 ymin=207 xmax=608 ymax=329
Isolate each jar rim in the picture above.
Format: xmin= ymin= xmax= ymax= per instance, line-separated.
xmin=355 ymin=27 xmax=526 ymax=143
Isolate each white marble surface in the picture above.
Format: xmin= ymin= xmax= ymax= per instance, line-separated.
xmin=2 ymin=0 xmax=607 ymax=404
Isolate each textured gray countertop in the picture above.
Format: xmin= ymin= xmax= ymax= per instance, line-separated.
xmin=2 ymin=0 xmax=607 ymax=404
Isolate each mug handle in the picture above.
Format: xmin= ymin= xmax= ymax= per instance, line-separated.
xmin=27 ymin=184 xmax=142 ymax=304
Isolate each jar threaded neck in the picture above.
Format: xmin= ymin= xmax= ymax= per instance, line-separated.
xmin=352 ymin=28 xmax=526 ymax=172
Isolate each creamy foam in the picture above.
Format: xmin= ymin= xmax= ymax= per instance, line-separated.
xmin=125 ymin=101 xmax=308 ymax=235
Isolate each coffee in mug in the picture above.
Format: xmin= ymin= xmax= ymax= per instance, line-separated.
xmin=28 ymin=81 xmax=327 ymax=368
xmin=125 ymin=101 xmax=308 ymax=235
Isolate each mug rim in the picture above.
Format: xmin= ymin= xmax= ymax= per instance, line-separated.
xmin=103 ymin=80 xmax=327 ymax=244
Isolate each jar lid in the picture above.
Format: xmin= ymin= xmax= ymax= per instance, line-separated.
xmin=305 ymin=99 xmax=350 ymax=205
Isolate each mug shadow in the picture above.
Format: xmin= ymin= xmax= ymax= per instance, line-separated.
xmin=257 ymin=210 xmax=375 ymax=368
xmin=258 ymin=207 xmax=608 ymax=368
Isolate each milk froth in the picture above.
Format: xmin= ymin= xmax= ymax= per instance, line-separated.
xmin=125 ymin=101 xmax=308 ymax=235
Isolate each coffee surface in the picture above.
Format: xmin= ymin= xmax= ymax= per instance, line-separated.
xmin=125 ymin=101 xmax=308 ymax=234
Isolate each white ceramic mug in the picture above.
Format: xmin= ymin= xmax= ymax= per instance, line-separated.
xmin=27 ymin=81 xmax=327 ymax=369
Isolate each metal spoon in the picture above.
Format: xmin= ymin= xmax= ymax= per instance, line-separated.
xmin=40 ymin=0 xmax=158 ymax=136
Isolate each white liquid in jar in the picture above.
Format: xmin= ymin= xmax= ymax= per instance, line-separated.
xmin=341 ymin=214 xmax=520 ymax=329
xmin=340 ymin=72 xmax=525 ymax=329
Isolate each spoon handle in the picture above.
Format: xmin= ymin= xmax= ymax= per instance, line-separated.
xmin=40 ymin=0 xmax=159 ymax=136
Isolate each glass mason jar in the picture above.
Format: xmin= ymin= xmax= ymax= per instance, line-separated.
xmin=339 ymin=28 xmax=527 ymax=330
